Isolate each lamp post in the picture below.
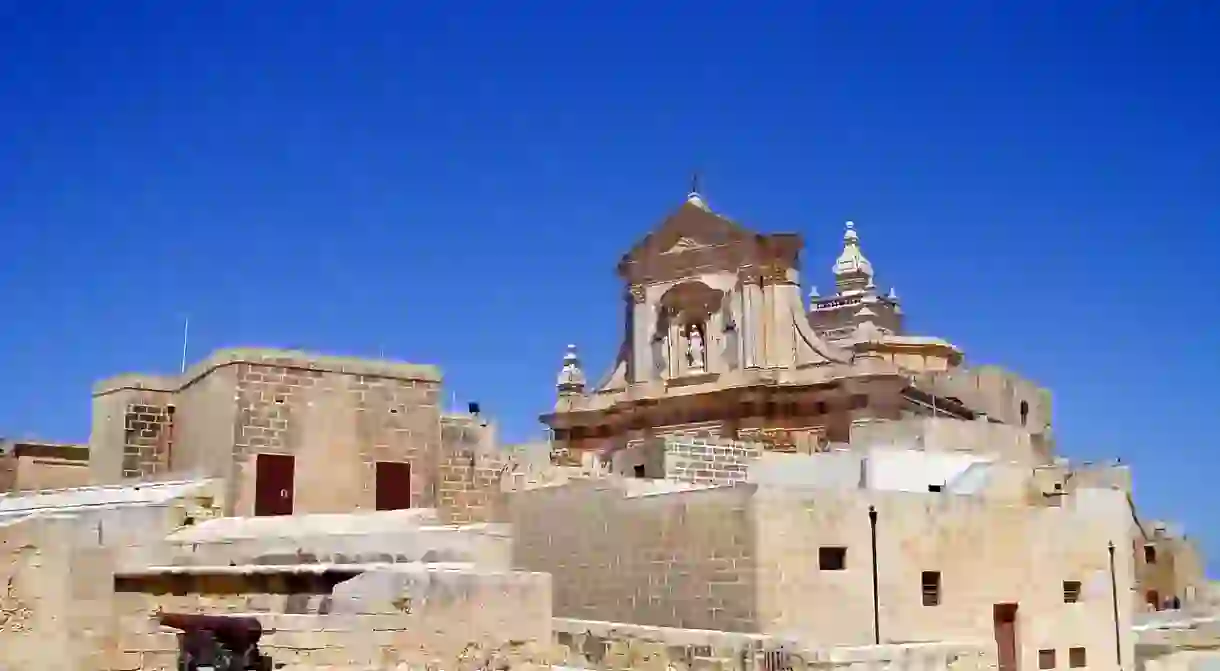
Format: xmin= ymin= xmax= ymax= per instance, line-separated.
xmin=869 ymin=505 xmax=880 ymax=644
xmin=1108 ymin=541 xmax=1122 ymax=670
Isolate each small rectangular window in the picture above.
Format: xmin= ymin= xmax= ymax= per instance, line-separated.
xmin=819 ymin=546 xmax=847 ymax=571
xmin=1063 ymin=580 xmax=1082 ymax=603
xmin=928 ymin=484 xmax=943 ymax=492
xmin=1038 ymin=649 xmax=1056 ymax=670
xmin=1068 ymin=648 xmax=1086 ymax=668
xmin=921 ymin=571 xmax=942 ymax=606
xmin=633 ymin=464 xmax=646 ymax=478
xmin=1144 ymin=544 xmax=1158 ymax=564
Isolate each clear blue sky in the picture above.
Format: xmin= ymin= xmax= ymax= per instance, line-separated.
xmin=2 ymin=3 xmax=1217 ymax=570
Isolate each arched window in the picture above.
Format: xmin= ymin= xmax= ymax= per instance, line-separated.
xmin=1019 ymin=401 xmax=1030 ymax=426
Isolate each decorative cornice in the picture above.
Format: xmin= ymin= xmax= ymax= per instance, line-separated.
xmin=628 ymin=284 xmax=647 ymax=303
xmin=761 ymin=263 xmax=790 ymax=285
xmin=94 ymin=347 xmax=442 ymax=397
xmin=738 ymin=268 xmax=763 ymax=284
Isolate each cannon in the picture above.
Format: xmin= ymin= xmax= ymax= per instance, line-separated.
xmin=157 ymin=613 xmax=272 ymax=671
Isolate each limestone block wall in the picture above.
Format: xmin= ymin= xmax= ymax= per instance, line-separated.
xmin=12 ymin=454 xmax=91 ymax=490
xmin=752 ymin=486 xmax=1136 ymax=670
xmin=1135 ymin=529 xmax=1209 ymax=610
xmin=0 ymin=480 xmax=224 ymax=574
xmin=664 ymin=436 xmax=760 ymax=485
xmin=1139 ymin=648 xmax=1220 ymax=671
xmin=550 ymin=618 xmax=997 ymax=671
xmin=122 ymin=402 xmax=174 ymax=478
xmin=0 ymin=440 xmax=91 ymax=491
xmin=850 ymin=416 xmax=1049 ymax=465
xmin=437 ymin=437 xmax=509 ymax=524
xmin=513 ymin=478 xmax=1135 ymax=665
xmin=89 ymin=383 xmax=177 ymax=483
xmin=916 ymin=365 xmax=1053 ymax=434
xmin=228 ymin=357 xmax=442 ymax=515
xmin=93 ymin=349 xmax=445 ymax=516
xmin=511 ymin=480 xmax=757 ymax=631
xmin=0 ymin=454 xmax=14 ymax=491
xmin=114 ymin=565 xmax=552 ymax=670
xmin=49 ymin=502 xmax=197 ymax=571
xmin=1 ymin=515 xmax=118 ymax=671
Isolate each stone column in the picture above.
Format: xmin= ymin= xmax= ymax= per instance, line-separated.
xmin=706 ymin=308 xmax=724 ymax=373
xmin=761 ymin=271 xmax=779 ymax=368
xmin=668 ymin=311 xmax=681 ymax=377
xmin=741 ymin=272 xmax=763 ymax=369
xmin=766 ymin=268 xmax=799 ymax=369
xmin=629 ymin=285 xmax=651 ymax=383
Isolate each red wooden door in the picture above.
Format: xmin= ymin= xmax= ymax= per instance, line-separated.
xmin=994 ymin=603 xmax=1019 ymax=671
xmin=375 ymin=461 xmax=412 ymax=511
xmin=255 ymin=453 xmax=295 ymax=516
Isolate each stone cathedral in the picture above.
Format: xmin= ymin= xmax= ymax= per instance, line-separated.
xmin=543 ymin=189 xmax=1049 ymax=472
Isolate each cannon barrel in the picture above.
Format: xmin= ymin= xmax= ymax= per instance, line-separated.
xmin=157 ymin=612 xmax=264 ymax=649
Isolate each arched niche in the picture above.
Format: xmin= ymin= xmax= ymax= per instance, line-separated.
xmin=653 ymin=281 xmax=725 ymax=378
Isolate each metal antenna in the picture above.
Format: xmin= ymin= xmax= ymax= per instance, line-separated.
xmin=180 ymin=316 xmax=190 ymax=374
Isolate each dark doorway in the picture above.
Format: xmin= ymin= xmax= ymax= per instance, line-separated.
xmin=375 ymin=461 xmax=412 ymax=511
xmin=254 ymin=453 xmax=295 ymax=516
xmin=993 ymin=603 xmax=1019 ymax=671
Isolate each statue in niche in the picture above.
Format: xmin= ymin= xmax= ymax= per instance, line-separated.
xmin=686 ymin=322 xmax=706 ymax=372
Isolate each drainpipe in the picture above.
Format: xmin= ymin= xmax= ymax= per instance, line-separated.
xmin=869 ymin=504 xmax=880 ymax=644
xmin=1108 ymin=541 xmax=1122 ymax=669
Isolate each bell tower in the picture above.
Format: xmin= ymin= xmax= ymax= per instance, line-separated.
xmin=807 ymin=222 xmax=905 ymax=341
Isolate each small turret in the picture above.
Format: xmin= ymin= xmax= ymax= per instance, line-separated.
xmin=833 ymin=221 xmax=875 ymax=296
xmin=556 ymin=344 xmax=586 ymax=396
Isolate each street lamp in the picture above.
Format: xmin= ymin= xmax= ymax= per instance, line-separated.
xmin=869 ymin=505 xmax=880 ymax=644
xmin=1108 ymin=541 xmax=1122 ymax=670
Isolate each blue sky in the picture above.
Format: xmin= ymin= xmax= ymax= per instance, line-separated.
xmin=1 ymin=2 xmax=1217 ymax=570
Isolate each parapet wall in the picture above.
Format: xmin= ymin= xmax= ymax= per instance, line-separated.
xmin=161 ymin=509 xmax=512 ymax=568
xmin=114 ymin=563 xmax=552 ymax=670
xmin=550 ymin=618 xmax=997 ymax=671
xmin=92 ymin=347 xmax=442 ymax=397
xmin=511 ymin=479 xmax=758 ymax=631
xmin=0 ymin=478 xmax=225 ymax=571
xmin=915 ymin=365 xmax=1052 ymax=433
xmin=851 ymin=416 xmax=1050 ymax=464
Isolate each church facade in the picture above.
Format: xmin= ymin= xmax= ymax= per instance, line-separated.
xmin=543 ymin=190 xmax=1052 ymax=471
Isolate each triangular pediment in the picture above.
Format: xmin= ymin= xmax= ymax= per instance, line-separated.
xmin=621 ymin=199 xmax=755 ymax=266
xmin=661 ymin=236 xmax=708 ymax=255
